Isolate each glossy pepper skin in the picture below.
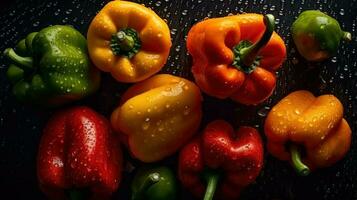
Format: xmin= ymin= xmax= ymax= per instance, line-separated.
xmin=131 ymin=166 xmax=178 ymax=200
xmin=87 ymin=0 xmax=171 ymax=83
xmin=179 ymin=120 xmax=264 ymax=200
xmin=292 ymin=10 xmax=352 ymax=61
xmin=265 ymin=90 xmax=351 ymax=175
xmin=111 ymin=74 xmax=202 ymax=162
xmin=3 ymin=25 xmax=100 ymax=107
xmin=187 ymin=14 xmax=286 ymax=105
xmin=37 ymin=107 xmax=122 ymax=200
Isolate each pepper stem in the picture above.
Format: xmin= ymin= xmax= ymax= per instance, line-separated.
xmin=203 ymin=170 xmax=220 ymax=200
xmin=115 ymin=31 xmax=135 ymax=51
xmin=290 ymin=144 xmax=310 ymax=176
xmin=3 ymin=48 xmax=33 ymax=70
xmin=132 ymin=172 xmax=160 ymax=200
xmin=110 ymin=28 xmax=141 ymax=58
xmin=240 ymin=14 xmax=275 ymax=66
xmin=342 ymin=31 xmax=352 ymax=42
xmin=232 ymin=14 xmax=275 ymax=73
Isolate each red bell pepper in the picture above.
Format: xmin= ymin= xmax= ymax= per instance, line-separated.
xmin=37 ymin=106 xmax=122 ymax=200
xmin=178 ymin=120 xmax=264 ymax=200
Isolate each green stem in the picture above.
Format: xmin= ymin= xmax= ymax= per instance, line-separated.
xmin=203 ymin=171 xmax=220 ymax=200
xmin=239 ymin=14 xmax=275 ymax=67
xmin=132 ymin=173 xmax=160 ymax=200
xmin=114 ymin=31 xmax=135 ymax=51
xmin=342 ymin=31 xmax=352 ymax=42
xmin=3 ymin=48 xmax=33 ymax=70
xmin=290 ymin=144 xmax=310 ymax=176
xmin=110 ymin=28 xmax=141 ymax=58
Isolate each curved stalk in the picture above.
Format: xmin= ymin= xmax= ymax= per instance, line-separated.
xmin=132 ymin=173 xmax=160 ymax=200
xmin=3 ymin=48 xmax=33 ymax=70
xmin=290 ymin=144 xmax=310 ymax=176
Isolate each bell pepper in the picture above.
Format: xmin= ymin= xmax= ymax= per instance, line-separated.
xmin=3 ymin=25 xmax=100 ymax=107
xmin=178 ymin=120 xmax=264 ymax=200
xmin=131 ymin=166 xmax=178 ymax=200
xmin=37 ymin=106 xmax=122 ymax=200
xmin=111 ymin=74 xmax=202 ymax=162
xmin=187 ymin=14 xmax=286 ymax=105
xmin=87 ymin=0 xmax=171 ymax=83
xmin=292 ymin=10 xmax=352 ymax=61
xmin=264 ymin=90 xmax=352 ymax=175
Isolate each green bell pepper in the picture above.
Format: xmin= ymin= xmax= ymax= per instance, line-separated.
xmin=3 ymin=25 xmax=100 ymax=106
xmin=131 ymin=166 xmax=178 ymax=200
xmin=292 ymin=10 xmax=351 ymax=61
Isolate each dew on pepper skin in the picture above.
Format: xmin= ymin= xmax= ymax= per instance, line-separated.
xmin=0 ymin=0 xmax=355 ymax=198
xmin=142 ymin=122 xmax=150 ymax=130
xmin=183 ymin=105 xmax=191 ymax=115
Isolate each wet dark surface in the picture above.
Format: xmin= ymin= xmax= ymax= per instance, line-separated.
xmin=0 ymin=0 xmax=356 ymax=199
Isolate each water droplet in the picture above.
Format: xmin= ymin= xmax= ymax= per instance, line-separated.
xmin=336 ymin=171 xmax=340 ymax=177
xmin=33 ymin=21 xmax=40 ymax=27
xmin=182 ymin=9 xmax=188 ymax=16
xmin=170 ymin=28 xmax=177 ymax=35
xmin=65 ymin=9 xmax=72 ymax=14
xmin=183 ymin=105 xmax=191 ymax=115
xmin=331 ymin=57 xmax=337 ymax=63
xmin=339 ymin=9 xmax=345 ymax=15
xmin=155 ymin=1 xmax=161 ymax=6
xmin=257 ymin=106 xmax=270 ymax=117
xmin=175 ymin=45 xmax=181 ymax=52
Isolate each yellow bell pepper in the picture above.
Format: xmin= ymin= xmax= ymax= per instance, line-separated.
xmin=265 ymin=90 xmax=351 ymax=175
xmin=111 ymin=74 xmax=202 ymax=162
xmin=87 ymin=0 xmax=172 ymax=82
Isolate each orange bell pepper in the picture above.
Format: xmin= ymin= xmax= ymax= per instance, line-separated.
xmin=187 ymin=14 xmax=286 ymax=105
xmin=87 ymin=0 xmax=171 ymax=83
xmin=111 ymin=74 xmax=202 ymax=162
xmin=264 ymin=90 xmax=351 ymax=175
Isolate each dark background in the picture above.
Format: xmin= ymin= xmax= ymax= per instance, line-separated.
xmin=0 ymin=0 xmax=356 ymax=199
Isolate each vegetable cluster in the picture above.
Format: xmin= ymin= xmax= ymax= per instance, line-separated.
xmin=2 ymin=1 xmax=352 ymax=200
